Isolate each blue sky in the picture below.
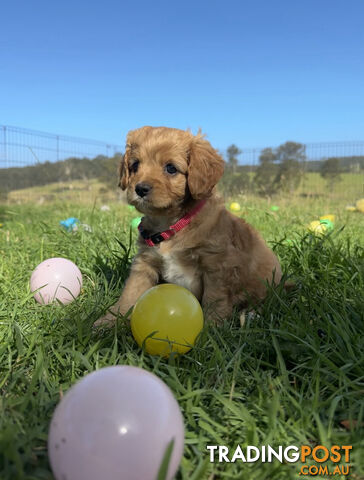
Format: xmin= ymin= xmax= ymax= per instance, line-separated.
xmin=1 ymin=0 xmax=363 ymax=151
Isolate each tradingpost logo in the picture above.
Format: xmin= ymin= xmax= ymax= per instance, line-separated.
xmin=206 ymin=444 xmax=353 ymax=476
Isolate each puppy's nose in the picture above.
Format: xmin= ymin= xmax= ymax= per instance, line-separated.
xmin=135 ymin=182 xmax=152 ymax=198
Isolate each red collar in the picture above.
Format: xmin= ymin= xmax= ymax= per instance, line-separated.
xmin=138 ymin=199 xmax=207 ymax=247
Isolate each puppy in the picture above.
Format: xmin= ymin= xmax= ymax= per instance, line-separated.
xmin=96 ymin=126 xmax=282 ymax=326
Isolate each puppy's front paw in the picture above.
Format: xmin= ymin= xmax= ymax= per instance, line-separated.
xmin=93 ymin=311 xmax=117 ymax=328
xmin=204 ymin=310 xmax=225 ymax=326
xmin=239 ymin=309 xmax=258 ymax=327
xmin=93 ymin=305 xmax=133 ymax=329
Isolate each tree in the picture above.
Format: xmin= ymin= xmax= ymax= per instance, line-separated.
xmin=226 ymin=144 xmax=242 ymax=173
xmin=275 ymin=141 xmax=306 ymax=164
xmin=274 ymin=158 xmax=304 ymax=193
xmin=273 ymin=141 xmax=305 ymax=193
xmin=254 ymin=142 xmax=305 ymax=196
xmin=219 ymin=171 xmax=251 ymax=197
xmin=259 ymin=147 xmax=276 ymax=164
xmin=320 ymin=157 xmax=342 ymax=189
xmin=98 ymin=154 xmax=122 ymax=189
xmin=254 ymin=148 xmax=279 ymax=196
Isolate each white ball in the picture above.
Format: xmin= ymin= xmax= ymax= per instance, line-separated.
xmin=48 ymin=366 xmax=184 ymax=480
xmin=30 ymin=257 xmax=82 ymax=305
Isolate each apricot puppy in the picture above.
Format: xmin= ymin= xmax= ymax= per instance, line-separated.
xmin=96 ymin=126 xmax=282 ymax=326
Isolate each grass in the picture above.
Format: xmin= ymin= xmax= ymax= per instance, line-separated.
xmin=6 ymin=178 xmax=120 ymax=205
xmin=0 ymin=196 xmax=363 ymax=480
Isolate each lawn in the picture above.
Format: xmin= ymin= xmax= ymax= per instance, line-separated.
xmin=6 ymin=178 xmax=121 ymax=205
xmin=0 ymin=195 xmax=363 ymax=480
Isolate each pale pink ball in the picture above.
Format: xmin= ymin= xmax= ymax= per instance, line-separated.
xmin=30 ymin=257 xmax=82 ymax=305
xmin=48 ymin=366 xmax=185 ymax=480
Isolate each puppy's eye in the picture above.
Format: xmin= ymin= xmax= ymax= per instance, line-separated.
xmin=165 ymin=163 xmax=177 ymax=175
xmin=130 ymin=160 xmax=139 ymax=173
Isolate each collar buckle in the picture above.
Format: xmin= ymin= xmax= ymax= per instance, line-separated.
xmin=150 ymin=233 xmax=165 ymax=245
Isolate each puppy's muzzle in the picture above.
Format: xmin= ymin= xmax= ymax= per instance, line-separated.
xmin=135 ymin=182 xmax=152 ymax=198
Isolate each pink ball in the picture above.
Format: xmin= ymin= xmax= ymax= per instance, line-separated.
xmin=48 ymin=366 xmax=185 ymax=480
xmin=30 ymin=257 xmax=82 ymax=305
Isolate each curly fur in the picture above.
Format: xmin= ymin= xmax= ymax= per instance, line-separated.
xmin=96 ymin=126 xmax=282 ymax=326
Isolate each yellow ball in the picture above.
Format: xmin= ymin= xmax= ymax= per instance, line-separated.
xmin=229 ymin=202 xmax=241 ymax=212
xmin=356 ymin=199 xmax=364 ymax=213
xmin=308 ymin=220 xmax=327 ymax=235
xmin=308 ymin=220 xmax=320 ymax=231
xmin=131 ymin=284 xmax=204 ymax=357
xmin=320 ymin=214 xmax=335 ymax=222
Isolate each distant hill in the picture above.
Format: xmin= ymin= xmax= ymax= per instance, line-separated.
xmin=237 ymin=155 xmax=364 ymax=172
xmin=1 ymin=152 xmax=362 ymax=195
xmin=0 ymin=154 xmax=121 ymax=192
xmin=303 ymin=156 xmax=364 ymax=172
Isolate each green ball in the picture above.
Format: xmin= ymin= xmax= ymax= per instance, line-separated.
xmin=319 ymin=219 xmax=334 ymax=231
xmin=270 ymin=205 xmax=279 ymax=212
xmin=283 ymin=238 xmax=293 ymax=246
xmin=130 ymin=216 xmax=142 ymax=229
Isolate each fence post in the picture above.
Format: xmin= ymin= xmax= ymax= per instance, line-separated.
xmin=3 ymin=126 xmax=7 ymax=168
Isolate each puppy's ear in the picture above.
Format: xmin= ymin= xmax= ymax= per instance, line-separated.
xmin=187 ymin=134 xmax=224 ymax=199
xmin=118 ymin=144 xmax=131 ymax=190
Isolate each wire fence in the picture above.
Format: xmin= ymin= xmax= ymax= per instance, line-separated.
xmin=0 ymin=125 xmax=124 ymax=204
xmin=0 ymin=125 xmax=122 ymax=168
xmin=234 ymin=142 xmax=364 ymax=201
xmin=0 ymin=125 xmax=363 ymax=204
xmin=240 ymin=141 xmax=364 ymax=168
